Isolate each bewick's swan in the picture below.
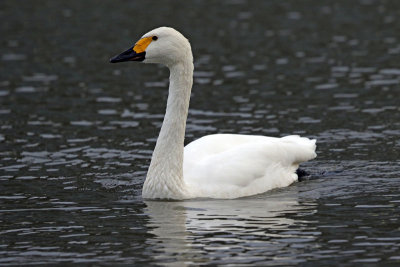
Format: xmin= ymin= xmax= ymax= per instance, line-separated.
xmin=110 ymin=27 xmax=316 ymax=200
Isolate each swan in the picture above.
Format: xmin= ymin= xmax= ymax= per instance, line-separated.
xmin=110 ymin=27 xmax=317 ymax=200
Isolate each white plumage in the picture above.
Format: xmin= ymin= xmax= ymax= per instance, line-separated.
xmin=110 ymin=27 xmax=317 ymax=200
xmin=184 ymin=134 xmax=316 ymax=199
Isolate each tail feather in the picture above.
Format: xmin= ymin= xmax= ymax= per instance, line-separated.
xmin=282 ymin=135 xmax=317 ymax=163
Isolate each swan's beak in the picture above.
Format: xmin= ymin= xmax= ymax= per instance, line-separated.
xmin=110 ymin=46 xmax=146 ymax=63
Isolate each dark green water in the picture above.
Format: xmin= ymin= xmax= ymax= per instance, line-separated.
xmin=1 ymin=0 xmax=400 ymax=265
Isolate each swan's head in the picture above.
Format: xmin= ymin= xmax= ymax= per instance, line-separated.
xmin=110 ymin=27 xmax=192 ymax=67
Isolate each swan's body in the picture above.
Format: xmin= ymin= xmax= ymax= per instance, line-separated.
xmin=110 ymin=27 xmax=316 ymax=200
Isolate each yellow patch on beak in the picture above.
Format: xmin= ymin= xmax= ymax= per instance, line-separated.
xmin=133 ymin=37 xmax=153 ymax=53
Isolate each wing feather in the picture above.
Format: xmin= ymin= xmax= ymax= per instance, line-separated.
xmin=183 ymin=134 xmax=316 ymax=190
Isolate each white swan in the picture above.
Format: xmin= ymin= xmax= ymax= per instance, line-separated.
xmin=110 ymin=27 xmax=317 ymax=200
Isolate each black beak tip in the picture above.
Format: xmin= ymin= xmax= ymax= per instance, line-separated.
xmin=109 ymin=56 xmax=119 ymax=63
xmin=109 ymin=47 xmax=145 ymax=64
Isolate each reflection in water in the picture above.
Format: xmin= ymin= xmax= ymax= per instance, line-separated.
xmin=145 ymin=196 xmax=315 ymax=265
xmin=145 ymin=201 xmax=193 ymax=266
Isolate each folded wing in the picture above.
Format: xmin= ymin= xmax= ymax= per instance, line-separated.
xmin=183 ymin=134 xmax=316 ymax=198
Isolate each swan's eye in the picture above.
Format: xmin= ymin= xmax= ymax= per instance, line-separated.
xmin=152 ymin=36 xmax=158 ymax=41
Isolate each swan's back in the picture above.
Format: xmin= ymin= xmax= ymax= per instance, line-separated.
xmin=183 ymin=134 xmax=316 ymax=199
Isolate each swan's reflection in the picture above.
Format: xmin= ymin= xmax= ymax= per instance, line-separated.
xmin=144 ymin=193 xmax=315 ymax=265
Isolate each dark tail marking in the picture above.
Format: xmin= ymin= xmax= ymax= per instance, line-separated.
xmin=296 ymin=168 xmax=310 ymax=182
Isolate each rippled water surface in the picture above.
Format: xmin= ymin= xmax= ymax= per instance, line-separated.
xmin=1 ymin=0 xmax=400 ymax=265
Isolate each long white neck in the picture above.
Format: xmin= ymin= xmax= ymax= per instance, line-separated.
xmin=142 ymin=59 xmax=194 ymax=199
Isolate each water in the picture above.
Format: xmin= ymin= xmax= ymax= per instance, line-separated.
xmin=1 ymin=0 xmax=400 ymax=265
